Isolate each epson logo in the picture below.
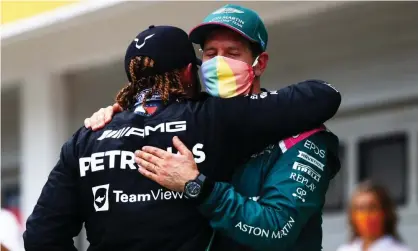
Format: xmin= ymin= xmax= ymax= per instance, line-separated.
xmin=98 ymin=121 xmax=187 ymax=140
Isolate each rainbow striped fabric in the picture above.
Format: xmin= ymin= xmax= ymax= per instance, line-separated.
xmin=201 ymin=56 xmax=255 ymax=98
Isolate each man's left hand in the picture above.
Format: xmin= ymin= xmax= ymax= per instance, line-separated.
xmin=135 ymin=136 xmax=199 ymax=192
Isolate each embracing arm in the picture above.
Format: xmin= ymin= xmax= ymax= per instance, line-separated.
xmin=85 ymin=80 xmax=341 ymax=139
xmin=209 ymin=80 xmax=341 ymax=150
xmin=84 ymin=103 xmax=123 ymax=130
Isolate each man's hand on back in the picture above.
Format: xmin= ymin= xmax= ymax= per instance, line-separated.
xmin=84 ymin=103 xmax=122 ymax=130
xmin=135 ymin=136 xmax=199 ymax=192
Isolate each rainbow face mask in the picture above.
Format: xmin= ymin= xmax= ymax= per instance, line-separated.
xmin=353 ymin=210 xmax=385 ymax=239
xmin=200 ymin=56 xmax=258 ymax=98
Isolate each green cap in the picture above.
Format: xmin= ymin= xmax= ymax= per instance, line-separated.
xmin=189 ymin=4 xmax=268 ymax=51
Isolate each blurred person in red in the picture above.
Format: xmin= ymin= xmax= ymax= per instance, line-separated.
xmin=337 ymin=181 xmax=410 ymax=251
xmin=0 ymin=208 xmax=23 ymax=251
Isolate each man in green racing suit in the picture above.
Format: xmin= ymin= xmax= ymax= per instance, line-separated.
xmin=84 ymin=4 xmax=341 ymax=251
xmin=197 ymin=126 xmax=340 ymax=250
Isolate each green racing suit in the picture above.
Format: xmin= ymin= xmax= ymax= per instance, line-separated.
xmin=199 ymin=127 xmax=341 ymax=251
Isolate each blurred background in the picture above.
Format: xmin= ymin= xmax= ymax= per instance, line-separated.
xmin=1 ymin=1 xmax=418 ymax=250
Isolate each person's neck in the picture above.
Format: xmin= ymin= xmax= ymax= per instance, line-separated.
xmin=362 ymin=236 xmax=380 ymax=251
xmin=251 ymin=80 xmax=262 ymax=94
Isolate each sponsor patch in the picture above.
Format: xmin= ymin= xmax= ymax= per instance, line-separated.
xmin=92 ymin=184 xmax=110 ymax=212
xmin=234 ymin=217 xmax=295 ymax=239
xmin=292 ymin=162 xmax=321 ymax=182
xmin=279 ymin=126 xmax=325 ymax=153
xmin=289 ymin=172 xmax=316 ymax=192
xmin=297 ymin=150 xmax=325 ymax=171
xmin=303 ymin=140 xmax=325 ymax=158
xmin=212 ymin=7 xmax=244 ymax=14
xmin=292 ymin=187 xmax=306 ymax=202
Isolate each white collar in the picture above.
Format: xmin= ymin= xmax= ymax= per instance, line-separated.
xmin=353 ymin=235 xmax=398 ymax=250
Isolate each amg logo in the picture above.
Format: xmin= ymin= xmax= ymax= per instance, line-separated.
xmin=292 ymin=162 xmax=321 ymax=182
xmin=98 ymin=121 xmax=187 ymax=140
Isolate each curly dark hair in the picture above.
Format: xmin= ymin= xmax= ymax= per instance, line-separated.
xmin=115 ymin=56 xmax=187 ymax=110
xmin=349 ymin=180 xmax=402 ymax=242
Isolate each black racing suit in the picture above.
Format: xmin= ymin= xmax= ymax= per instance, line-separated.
xmin=23 ymin=80 xmax=341 ymax=251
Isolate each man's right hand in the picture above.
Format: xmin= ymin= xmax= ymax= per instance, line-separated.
xmin=84 ymin=103 xmax=123 ymax=131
